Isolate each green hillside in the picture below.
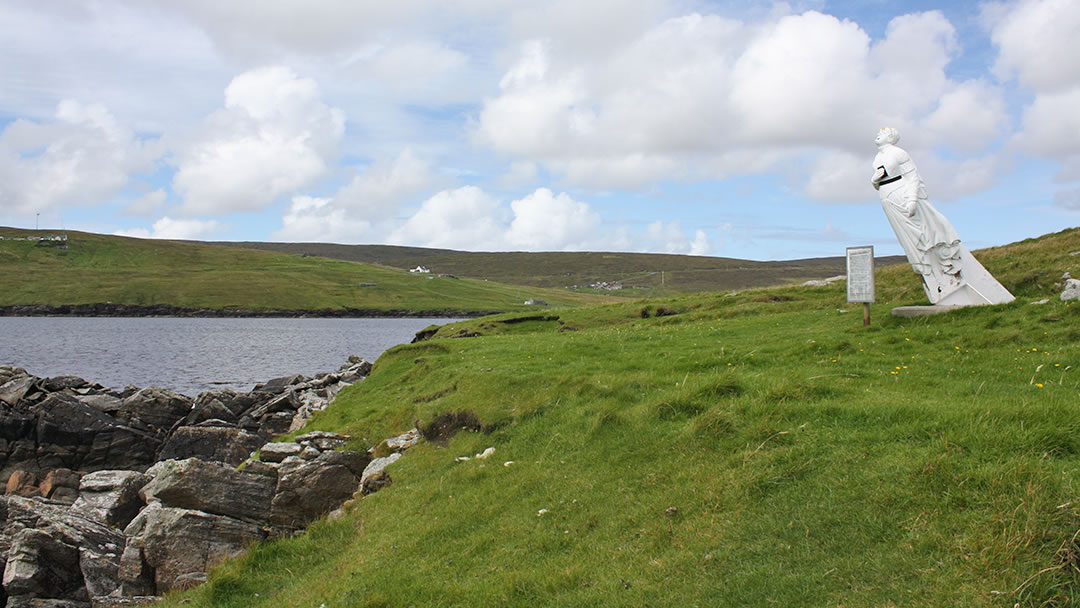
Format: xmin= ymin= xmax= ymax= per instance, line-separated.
xmin=0 ymin=228 xmax=613 ymax=314
xmin=210 ymin=240 xmax=907 ymax=295
xmin=166 ymin=228 xmax=1080 ymax=607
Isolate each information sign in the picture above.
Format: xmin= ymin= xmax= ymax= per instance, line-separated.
xmin=846 ymin=246 xmax=875 ymax=303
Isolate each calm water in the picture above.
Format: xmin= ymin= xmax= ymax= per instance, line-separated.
xmin=0 ymin=317 xmax=460 ymax=396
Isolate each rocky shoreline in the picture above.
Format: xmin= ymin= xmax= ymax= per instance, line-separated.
xmin=0 ymin=304 xmax=490 ymax=318
xmin=0 ymin=358 xmax=423 ymax=607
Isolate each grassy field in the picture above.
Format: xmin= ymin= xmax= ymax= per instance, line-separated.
xmin=0 ymin=228 xmax=612 ymax=313
xmin=210 ymin=240 xmax=907 ymax=296
xmin=159 ymin=228 xmax=1080 ymax=607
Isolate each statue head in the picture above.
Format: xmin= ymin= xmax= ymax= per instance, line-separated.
xmin=875 ymin=127 xmax=900 ymax=146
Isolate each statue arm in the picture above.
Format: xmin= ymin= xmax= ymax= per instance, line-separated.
xmin=871 ymin=164 xmax=886 ymax=191
xmin=871 ymin=166 xmax=885 ymax=190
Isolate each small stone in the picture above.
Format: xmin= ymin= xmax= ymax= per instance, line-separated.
xmin=299 ymin=446 xmax=322 ymax=460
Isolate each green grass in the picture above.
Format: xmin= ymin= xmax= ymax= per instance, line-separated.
xmin=0 ymin=228 xmax=613 ymax=313
xmin=152 ymin=227 xmax=1079 ymax=607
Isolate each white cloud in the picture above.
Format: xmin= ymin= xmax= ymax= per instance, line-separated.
xmin=499 ymin=161 xmax=539 ymax=188
xmin=388 ymin=186 xmax=509 ymax=250
xmin=271 ymin=148 xmax=447 ymax=242
xmin=342 ymin=40 xmax=473 ymax=104
xmin=334 ymin=149 xmax=446 ymax=219
xmin=0 ymin=100 xmax=158 ymax=215
xmin=919 ymin=80 xmax=1009 ymax=154
xmin=115 ymin=216 xmax=223 ymax=240
xmin=385 ymin=185 xmax=709 ymax=253
xmin=805 ymin=151 xmax=871 ymax=202
xmin=986 ymin=0 xmax=1080 ymax=197
xmin=1013 ymin=87 xmax=1080 ymax=158
xmin=641 ymin=221 xmax=712 ymax=255
xmin=1054 ymin=187 xmax=1080 ymax=210
xmin=505 ymin=188 xmax=603 ymax=250
xmin=986 ymin=0 xmax=1080 ymax=93
xmin=473 ymin=9 xmax=1004 ymax=201
xmin=124 ymin=189 xmax=168 ymax=217
xmin=272 ymin=195 xmax=374 ymax=243
xmin=172 ymin=66 xmax=345 ymax=215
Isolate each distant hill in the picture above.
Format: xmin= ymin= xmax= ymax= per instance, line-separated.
xmin=208 ymin=241 xmax=907 ymax=295
xmin=0 ymin=228 xmax=614 ymax=315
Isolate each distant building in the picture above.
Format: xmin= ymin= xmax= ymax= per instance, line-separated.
xmin=410 ymin=266 xmax=431 ymax=274
xmin=524 ymin=298 xmax=548 ymax=306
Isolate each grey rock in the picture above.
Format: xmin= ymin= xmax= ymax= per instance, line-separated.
xmin=360 ymin=453 xmax=401 ymax=496
xmin=118 ymin=387 xmax=193 ymax=432
xmin=124 ymin=503 xmax=264 ymax=593
xmin=295 ymin=431 xmax=349 ymax=451
xmin=269 ymin=450 xmax=370 ymax=536
xmin=71 ymin=471 xmax=151 ymax=528
xmin=79 ymin=545 xmax=123 ymax=603
xmin=157 ymin=425 xmax=263 ymax=466
xmin=0 ymin=376 xmax=38 ymax=406
xmin=5 ymin=597 xmax=90 ymax=607
xmin=246 ymin=390 xmax=300 ymax=420
xmin=116 ymin=536 xmax=154 ymax=597
xmin=257 ymin=411 xmax=296 ymax=437
xmin=41 ymin=376 xmax=93 ymax=393
xmin=258 ymin=442 xmax=302 ymax=463
xmin=385 ymin=428 xmax=421 ymax=452
xmin=240 ymin=460 xmax=279 ymax=478
xmin=74 ymin=393 xmax=123 ymax=414
xmin=253 ymin=374 xmax=309 ymax=393
xmin=39 ymin=469 xmax=82 ymax=504
xmin=298 ymin=446 xmax=321 ymax=460
xmin=0 ymin=496 xmax=124 ymax=605
xmin=1062 ymin=278 xmax=1080 ymax=301
xmin=140 ymin=458 xmax=276 ymax=524
xmin=0 ymin=390 xmax=161 ymax=478
xmin=182 ymin=396 xmax=237 ymax=425
xmin=3 ymin=528 xmax=83 ymax=598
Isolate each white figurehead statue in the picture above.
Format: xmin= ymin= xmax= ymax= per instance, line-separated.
xmin=872 ymin=127 xmax=1014 ymax=306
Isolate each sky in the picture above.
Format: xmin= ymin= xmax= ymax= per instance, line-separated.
xmin=1 ymin=0 xmax=1078 ymax=261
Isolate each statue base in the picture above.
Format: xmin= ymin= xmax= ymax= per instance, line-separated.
xmin=925 ymin=245 xmax=1014 ymax=306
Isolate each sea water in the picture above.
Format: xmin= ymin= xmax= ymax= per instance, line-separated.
xmin=0 ymin=317 xmax=460 ymax=396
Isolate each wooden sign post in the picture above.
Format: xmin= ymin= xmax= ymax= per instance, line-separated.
xmin=846 ymin=246 xmax=875 ymax=326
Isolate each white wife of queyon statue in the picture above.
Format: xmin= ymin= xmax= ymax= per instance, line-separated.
xmin=871 ymin=127 xmax=1014 ymax=306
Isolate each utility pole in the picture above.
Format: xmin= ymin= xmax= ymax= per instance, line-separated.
xmin=36 ymin=213 xmax=39 ymax=230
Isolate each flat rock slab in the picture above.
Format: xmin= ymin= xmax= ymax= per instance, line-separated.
xmin=891 ymin=305 xmax=967 ymax=318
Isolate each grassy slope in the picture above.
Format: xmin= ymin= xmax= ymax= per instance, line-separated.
xmin=0 ymin=229 xmax=612 ymax=313
xmin=211 ymin=240 xmax=908 ymax=295
xmin=163 ymin=227 xmax=1076 ymax=607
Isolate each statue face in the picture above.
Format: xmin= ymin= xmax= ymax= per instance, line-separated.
xmin=875 ymin=129 xmax=889 ymax=145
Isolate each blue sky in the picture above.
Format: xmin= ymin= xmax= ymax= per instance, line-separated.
xmin=1 ymin=0 xmax=1077 ymax=261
